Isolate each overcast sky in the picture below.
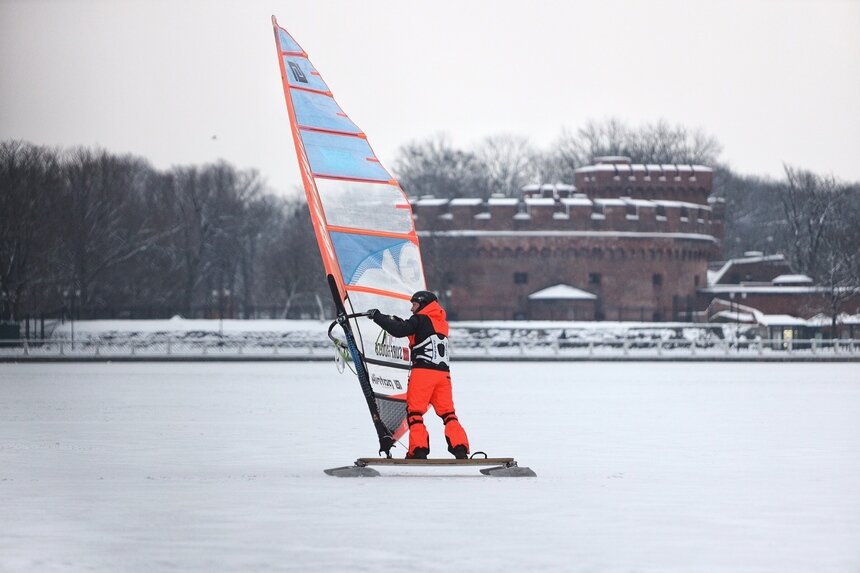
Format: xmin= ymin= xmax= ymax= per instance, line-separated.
xmin=2 ymin=0 xmax=858 ymax=196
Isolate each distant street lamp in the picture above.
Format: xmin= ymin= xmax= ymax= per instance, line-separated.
xmin=63 ymin=288 xmax=81 ymax=347
xmin=212 ymin=288 xmax=231 ymax=338
xmin=729 ymin=292 xmax=737 ymax=346
xmin=729 ymin=291 xmax=749 ymax=350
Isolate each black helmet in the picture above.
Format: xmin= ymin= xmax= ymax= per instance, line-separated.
xmin=410 ymin=290 xmax=437 ymax=310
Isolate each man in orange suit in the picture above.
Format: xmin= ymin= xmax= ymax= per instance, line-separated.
xmin=367 ymin=291 xmax=470 ymax=459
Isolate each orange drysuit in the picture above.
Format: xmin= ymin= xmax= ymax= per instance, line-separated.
xmin=371 ymin=300 xmax=469 ymax=458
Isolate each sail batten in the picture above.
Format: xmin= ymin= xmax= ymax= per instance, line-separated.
xmin=345 ymin=285 xmax=414 ymax=299
xmin=272 ymin=16 xmax=423 ymax=446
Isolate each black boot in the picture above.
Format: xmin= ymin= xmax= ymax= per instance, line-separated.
xmin=451 ymin=445 xmax=468 ymax=460
xmin=406 ymin=447 xmax=429 ymax=460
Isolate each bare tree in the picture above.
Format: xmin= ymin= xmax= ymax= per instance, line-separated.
xmin=161 ymin=161 xmax=252 ymax=315
xmin=259 ymin=199 xmax=327 ymax=318
xmin=237 ymin=190 xmax=275 ymax=317
xmin=814 ymin=184 xmax=860 ymax=334
xmin=474 ymin=134 xmax=539 ymax=197
xmin=56 ymin=148 xmax=165 ymax=313
xmin=776 ymin=166 xmax=859 ymax=334
xmin=551 ymin=118 xmax=722 ymax=168
xmin=393 ymin=133 xmax=491 ymax=199
xmin=711 ymin=167 xmax=784 ymax=258
xmin=0 ymin=141 xmax=60 ymax=320
xmin=777 ymin=165 xmax=846 ymax=279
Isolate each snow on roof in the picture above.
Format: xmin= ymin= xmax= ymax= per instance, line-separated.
xmin=701 ymin=285 xmax=836 ymax=295
xmin=473 ymin=212 xmax=491 ymax=219
xmin=709 ymin=253 xmax=787 ymax=285
xmin=561 ymin=197 xmax=593 ymax=206
xmin=624 ymin=198 xmax=656 ymax=207
xmin=576 ymin=163 xmax=713 ymax=175
xmin=807 ymin=313 xmax=860 ymax=325
xmin=415 ymin=198 xmax=448 ymax=207
xmin=757 ymin=314 xmax=809 ymax=327
xmin=652 ymin=200 xmax=711 ymax=210
xmin=488 ymin=197 xmax=519 ymax=206
xmin=711 ymin=310 xmax=757 ymax=323
xmin=525 ymin=197 xmax=556 ymax=206
xmin=449 ymin=198 xmax=482 ymax=206
xmin=594 ymin=198 xmax=626 ymax=207
xmin=521 ymin=184 xmax=541 ymax=192
xmin=575 ymin=164 xmax=618 ymax=173
xmin=772 ymin=274 xmax=814 ymax=285
xmin=556 ymin=184 xmax=576 ymax=191
xmin=528 ymin=284 xmax=597 ymax=300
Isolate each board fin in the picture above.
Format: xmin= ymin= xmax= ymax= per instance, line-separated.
xmin=323 ymin=465 xmax=381 ymax=478
xmin=480 ymin=465 xmax=538 ymax=477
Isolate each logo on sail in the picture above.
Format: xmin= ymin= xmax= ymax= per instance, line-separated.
xmin=375 ymin=331 xmax=410 ymax=362
xmin=371 ymin=373 xmax=402 ymax=390
xmin=288 ymin=61 xmax=308 ymax=83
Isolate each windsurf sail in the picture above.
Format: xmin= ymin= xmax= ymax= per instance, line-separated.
xmin=271 ymin=16 xmax=425 ymax=456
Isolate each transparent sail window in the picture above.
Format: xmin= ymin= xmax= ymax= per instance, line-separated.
xmin=317 ymin=179 xmax=413 ymax=234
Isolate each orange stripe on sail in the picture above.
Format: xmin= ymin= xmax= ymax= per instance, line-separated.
xmin=345 ymin=285 xmax=413 ymax=301
xmin=314 ymin=173 xmax=392 ymax=184
xmin=327 ymin=225 xmax=418 ymax=242
xmin=298 ymin=125 xmax=365 ymax=138
xmin=290 ymin=84 xmax=333 ymax=97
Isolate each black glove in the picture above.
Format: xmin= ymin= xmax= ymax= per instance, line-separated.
xmin=366 ymin=309 xmax=380 ymax=320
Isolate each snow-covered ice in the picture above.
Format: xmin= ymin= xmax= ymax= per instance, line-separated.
xmin=2 ymin=361 xmax=859 ymax=572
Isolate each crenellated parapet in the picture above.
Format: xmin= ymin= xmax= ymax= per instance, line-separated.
xmin=412 ymin=193 xmax=723 ymax=241
xmin=574 ymin=156 xmax=713 ymax=204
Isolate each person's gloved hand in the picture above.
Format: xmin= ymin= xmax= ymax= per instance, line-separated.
xmin=366 ymin=309 xmax=379 ymax=320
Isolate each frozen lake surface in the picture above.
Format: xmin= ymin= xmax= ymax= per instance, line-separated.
xmin=2 ymin=361 xmax=859 ymax=572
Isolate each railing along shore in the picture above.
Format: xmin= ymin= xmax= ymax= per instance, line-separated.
xmin=1 ymin=338 xmax=858 ymax=362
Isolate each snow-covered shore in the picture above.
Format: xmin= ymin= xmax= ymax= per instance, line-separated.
xmin=9 ymin=318 xmax=850 ymax=361
xmin=45 ymin=317 xmax=735 ymax=348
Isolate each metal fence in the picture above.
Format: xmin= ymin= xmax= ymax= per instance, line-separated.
xmin=1 ymin=338 xmax=858 ymax=361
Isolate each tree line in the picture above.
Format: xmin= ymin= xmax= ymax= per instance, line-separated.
xmin=0 ymin=141 xmax=325 ymax=322
xmin=2 ymin=119 xmax=858 ymax=322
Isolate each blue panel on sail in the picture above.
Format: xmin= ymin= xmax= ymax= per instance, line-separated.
xmin=330 ymin=232 xmax=407 ymax=285
xmin=301 ymin=131 xmax=390 ymax=181
xmin=291 ymin=89 xmax=361 ymax=134
xmin=283 ymin=56 xmax=329 ymax=92
xmin=277 ymin=29 xmax=302 ymax=53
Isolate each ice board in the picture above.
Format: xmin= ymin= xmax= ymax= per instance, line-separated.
xmin=324 ymin=457 xmax=536 ymax=477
